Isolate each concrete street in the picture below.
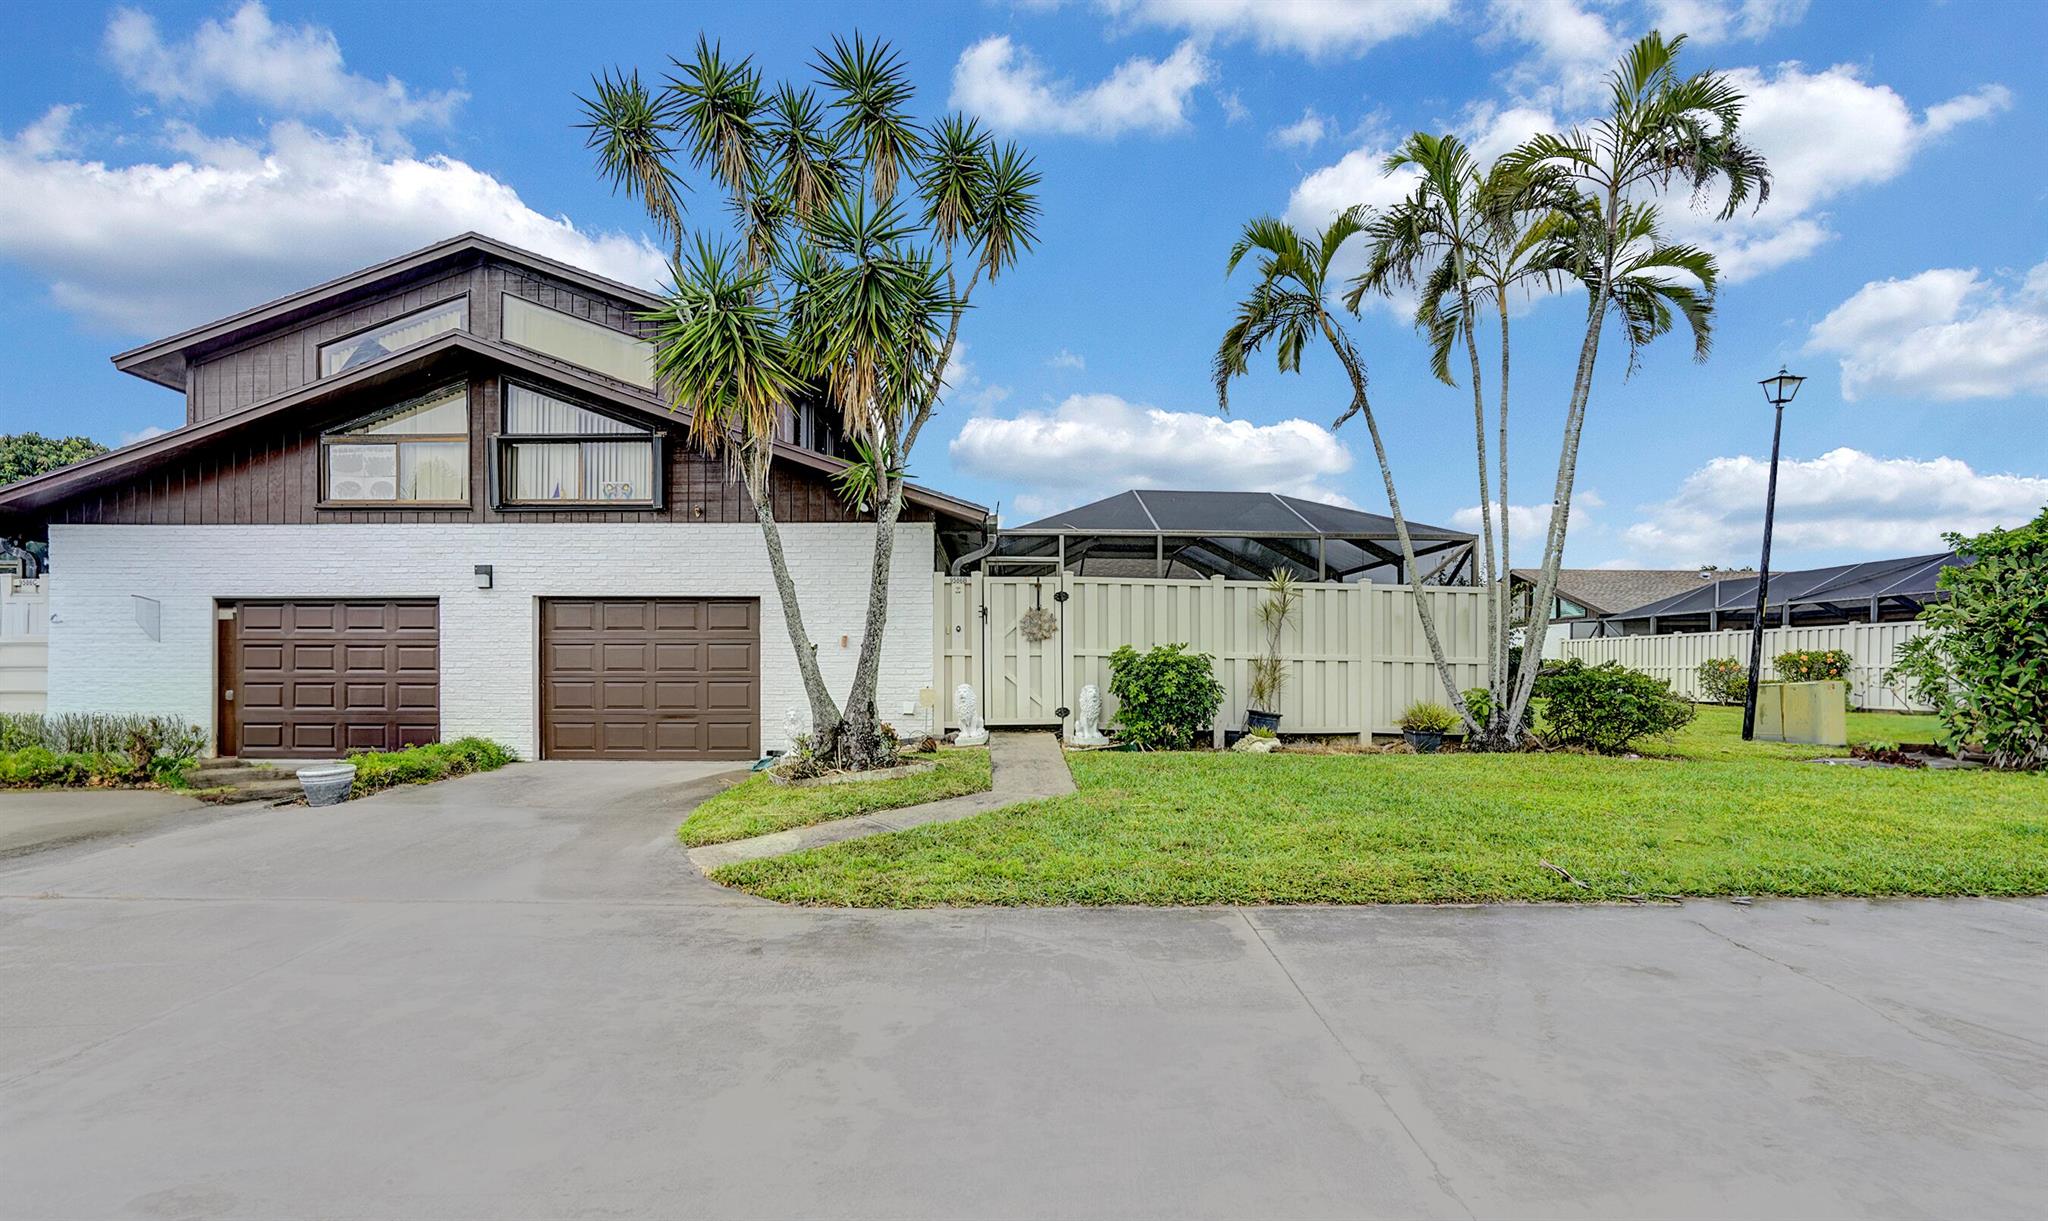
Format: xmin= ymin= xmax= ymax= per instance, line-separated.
xmin=2 ymin=762 xmax=2042 ymax=1219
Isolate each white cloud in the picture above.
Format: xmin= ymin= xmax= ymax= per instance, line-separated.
xmin=941 ymin=340 xmax=1012 ymax=413
xmin=1452 ymin=492 xmax=1604 ymax=566
xmin=1805 ymin=258 xmax=2048 ymax=402
xmin=1048 ymin=348 xmax=1087 ymax=372
xmin=105 ymin=2 xmax=464 ymax=145
xmin=1648 ymin=0 xmax=1809 ymax=44
xmin=1095 ymin=0 xmax=1453 ymax=57
xmin=1270 ymin=108 xmax=1330 ymax=150
xmin=949 ymin=36 xmax=1211 ymax=138
xmin=950 ymin=393 xmax=1356 ymax=517
xmin=0 ymin=108 xmax=664 ymax=336
xmin=1621 ymin=448 xmax=2048 ymax=561
xmin=116 ymin=423 xmax=172 ymax=448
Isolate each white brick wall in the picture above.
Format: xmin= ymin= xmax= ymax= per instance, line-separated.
xmin=47 ymin=522 xmax=938 ymax=759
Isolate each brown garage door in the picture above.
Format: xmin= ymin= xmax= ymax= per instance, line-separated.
xmin=224 ymin=600 xmax=440 ymax=758
xmin=540 ymin=598 xmax=759 ymax=760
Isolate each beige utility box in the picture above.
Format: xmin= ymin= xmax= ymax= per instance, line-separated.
xmin=1754 ymin=680 xmax=1848 ymax=746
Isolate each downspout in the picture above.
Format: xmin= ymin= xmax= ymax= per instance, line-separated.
xmin=949 ymin=514 xmax=1001 ymax=577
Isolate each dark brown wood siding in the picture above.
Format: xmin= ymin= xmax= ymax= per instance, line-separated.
xmin=49 ymin=373 xmax=925 ymax=527
xmin=184 ymin=257 xmax=661 ymax=424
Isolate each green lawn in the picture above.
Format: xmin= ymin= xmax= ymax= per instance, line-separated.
xmin=709 ymin=707 xmax=2047 ymax=906
xmin=678 ymin=748 xmax=992 ymax=847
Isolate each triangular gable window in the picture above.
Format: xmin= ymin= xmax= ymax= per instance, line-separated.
xmin=495 ymin=383 xmax=660 ymax=507
xmin=322 ymin=385 xmax=470 ymax=504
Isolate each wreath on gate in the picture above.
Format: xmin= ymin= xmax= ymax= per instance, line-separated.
xmin=1018 ymin=606 xmax=1059 ymax=643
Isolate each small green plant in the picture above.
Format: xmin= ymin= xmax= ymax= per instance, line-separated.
xmin=1246 ymin=569 xmax=1300 ymax=714
xmin=0 ymin=712 xmax=205 ymax=787
xmin=1695 ymin=657 xmax=1747 ymax=704
xmin=1397 ymin=702 xmax=1460 ymax=734
xmin=1774 ymin=647 xmax=1853 ymax=683
xmin=1107 ymin=643 xmax=1225 ymax=751
xmin=1248 ymin=725 xmax=1278 ymax=740
xmin=1533 ymin=658 xmax=1695 ymax=753
xmin=348 ymin=737 xmax=515 ymax=794
xmin=1461 ymin=687 xmax=1493 ymax=725
xmin=1889 ymin=508 xmax=2048 ymax=769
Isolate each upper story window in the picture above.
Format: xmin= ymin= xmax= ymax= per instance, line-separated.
xmin=322 ymin=385 xmax=469 ymax=504
xmin=318 ymin=298 xmax=468 ymax=377
xmin=495 ymin=383 xmax=659 ymax=507
xmin=501 ymin=295 xmax=654 ymax=389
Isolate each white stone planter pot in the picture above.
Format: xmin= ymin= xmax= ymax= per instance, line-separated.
xmin=297 ymin=763 xmax=357 ymax=807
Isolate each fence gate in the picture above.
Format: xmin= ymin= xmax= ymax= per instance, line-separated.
xmin=977 ymin=573 xmax=1068 ymax=725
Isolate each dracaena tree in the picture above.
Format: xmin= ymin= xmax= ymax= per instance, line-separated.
xmin=579 ymin=35 xmax=1041 ymax=768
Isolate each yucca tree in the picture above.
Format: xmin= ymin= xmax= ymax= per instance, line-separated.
xmin=1214 ymin=210 xmax=1470 ymax=710
xmin=580 ymin=36 xmax=1040 ymax=767
xmin=1498 ymin=30 xmax=1767 ymax=737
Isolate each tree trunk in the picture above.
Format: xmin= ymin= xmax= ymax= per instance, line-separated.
xmin=1319 ymin=315 xmax=1477 ymax=732
xmin=744 ymin=453 xmax=842 ymax=744
xmin=1488 ymin=296 xmax=1514 ymax=748
xmin=823 ymin=475 xmax=906 ymax=770
xmin=1504 ymin=262 xmax=1613 ymax=737
xmin=1458 ymin=277 xmax=1497 ymax=711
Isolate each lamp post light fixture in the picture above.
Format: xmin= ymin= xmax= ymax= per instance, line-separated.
xmin=1741 ymin=366 xmax=1805 ymax=741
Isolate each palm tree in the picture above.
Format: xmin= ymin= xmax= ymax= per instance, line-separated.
xmin=1346 ymin=133 xmax=1499 ymax=737
xmin=1348 ymin=138 xmax=1580 ymax=745
xmin=580 ymin=36 xmax=1040 ymax=768
xmin=1499 ymin=30 xmax=1768 ymax=736
xmin=1214 ymin=211 xmax=1471 ymax=714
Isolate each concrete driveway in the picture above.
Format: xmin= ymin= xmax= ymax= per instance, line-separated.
xmin=1 ymin=762 xmax=2042 ymax=1220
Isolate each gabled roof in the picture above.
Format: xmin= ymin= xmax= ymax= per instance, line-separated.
xmin=0 ymin=332 xmax=986 ymax=525
xmin=1601 ymin=552 xmax=1963 ymax=623
xmin=1509 ymin=567 xmax=1730 ymax=617
xmin=112 ymin=232 xmax=666 ymax=390
xmin=1010 ymin=489 xmax=1468 ymax=541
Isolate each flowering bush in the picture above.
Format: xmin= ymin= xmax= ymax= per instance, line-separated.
xmin=1774 ymin=648 xmax=1853 ymax=683
xmin=1694 ymin=657 xmax=1747 ymax=704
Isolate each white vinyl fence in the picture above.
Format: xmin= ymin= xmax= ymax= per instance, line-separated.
xmin=935 ymin=573 xmax=1488 ymax=740
xmin=0 ymin=577 xmax=49 ymax=713
xmin=1558 ymin=620 xmax=1930 ymax=711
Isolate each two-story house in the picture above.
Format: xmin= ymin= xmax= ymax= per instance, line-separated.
xmin=0 ymin=234 xmax=986 ymax=761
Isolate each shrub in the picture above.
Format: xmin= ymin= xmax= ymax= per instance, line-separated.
xmin=1397 ymin=702 xmax=1460 ymax=734
xmin=1107 ymin=643 xmax=1225 ymax=751
xmin=1775 ymin=648 xmax=1853 ymax=684
xmin=1461 ymin=687 xmax=1493 ymax=726
xmin=0 ymin=712 xmax=205 ymax=786
xmin=1888 ymin=509 xmax=2048 ymax=769
xmin=1533 ymin=658 xmax=1695 ymax=753
xmin=1695 ymin=657 xmax=1748 ymax=704
xmin=348 ymin=737 xmax=515 ymax=794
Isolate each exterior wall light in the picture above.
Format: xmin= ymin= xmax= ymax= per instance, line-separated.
xmin=474 ymin=564 xmax=494 ymax=590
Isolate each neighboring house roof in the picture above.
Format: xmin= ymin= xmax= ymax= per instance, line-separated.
xmin=0 ymin=330 xmax=988 ymax=526
xmin=1510 ymin=567 xmax=1730 ymax=618
xmin=111 ymin=232 xmax=665 ymax=391
xmin=1599 ymin=552 xmax=1963 ymax=625
xmin=1012 ymin=490 xmax=1469 ymax=541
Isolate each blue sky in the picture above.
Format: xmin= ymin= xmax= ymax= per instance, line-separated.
xmin=1 ymin=0 xmax=2043 ymax=568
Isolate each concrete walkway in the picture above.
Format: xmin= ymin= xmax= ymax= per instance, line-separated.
xmin=686 ymin=731 xmax=1076 ymax=871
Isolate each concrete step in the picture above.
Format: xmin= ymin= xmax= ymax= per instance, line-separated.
xmin=188 ymin=763 xmax=288 ymax=786
xmin=194 ymin=777 xmax=306 ymax=805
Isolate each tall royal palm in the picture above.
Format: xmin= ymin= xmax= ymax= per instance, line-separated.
xmin=580 ymin=35 xmax=1040 ymax=767
xmin=1499 ymin=30 xmax=1769 ymax=737
xmin=1214 ymin=210 xmax=1468 ymax=708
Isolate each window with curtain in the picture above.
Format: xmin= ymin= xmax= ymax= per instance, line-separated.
xmin=318 ymin=298 xmax=468 ymax=377
xmin=496 ymin=383 xmax=657 ymax=506
xmin=500 ymin=295 xmax=655 ymax=388
xmin=322 ymin=386 xmax=470 ymax=503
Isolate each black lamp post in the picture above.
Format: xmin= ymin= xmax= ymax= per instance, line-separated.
xmin=1741 ymin=366 xmax=1806 ymax=741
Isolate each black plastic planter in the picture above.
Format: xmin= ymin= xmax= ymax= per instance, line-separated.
xmin=1245 ymin=708 xmax=1282 ymax=734
xmin=1402 ymin=729 xmax=1444 ymax=753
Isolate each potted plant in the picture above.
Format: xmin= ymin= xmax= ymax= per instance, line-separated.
xmin=1397 ymin=701 xmax=1459 ymax=753
xmin=1245 ymin=569 xmax=1299 ymax=735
